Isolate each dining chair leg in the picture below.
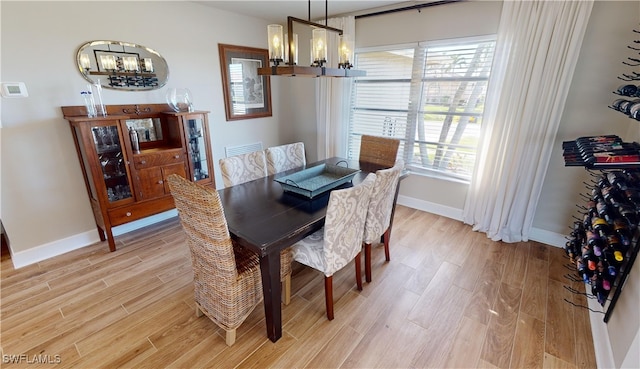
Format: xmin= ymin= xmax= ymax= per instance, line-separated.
xmin=225 ymin=329 xmax=237 ymax=346
xmin=355 ymin=252 xmax=363 ymax=290
xmin=282 ymin=275 xmax=291 ymax=305
xmin=364 ymin=243 xmax=372 ymax=283
xmin=324 ymin=276 xmax=334 ymax=321
xmin=195 ymin=303 xmax=204 ymax=317
xmin=383 ymin=228 xmax=391 ymax=261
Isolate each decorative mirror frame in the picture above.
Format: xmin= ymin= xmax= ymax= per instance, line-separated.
xmin=76 ymin=40 xmax=169 ymax=91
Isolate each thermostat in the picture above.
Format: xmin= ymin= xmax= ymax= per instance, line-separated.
xmin=1 ymin=82 xmax=28 ymax=98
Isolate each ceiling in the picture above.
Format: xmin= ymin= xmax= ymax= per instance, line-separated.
xmin=195 ymin=1 xmax=424 ymax=24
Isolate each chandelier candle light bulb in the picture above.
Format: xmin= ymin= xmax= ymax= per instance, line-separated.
xmin=143 ymin=58 xmax=154 ymax=72
xmin=284 ymin=33 xmax=298 ymax=65
xmin=100 ymin=55 xmax=117 ymax=71
xmin=312 ymin=28 xmax=327 ymax=66
xmin=80 ymin=53 xmax=91 ymax=70
xmin=339 ymin=35 xmax=353 ymax=69
xmin=123 ymin=56 xmax=140 ymax=72
xmin=268 ymin=24 xmax=284 ymax=65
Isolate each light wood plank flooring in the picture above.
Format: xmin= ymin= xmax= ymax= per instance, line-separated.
xmin=0 ymin=206 xmax=597 ymax=368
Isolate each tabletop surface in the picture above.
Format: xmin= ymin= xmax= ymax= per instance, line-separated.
xmin=217 ymin=157 xmax=376 ymax=256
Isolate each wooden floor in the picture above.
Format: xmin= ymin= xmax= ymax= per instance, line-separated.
xmin=0 ymin=206 xmax=597 ymax=368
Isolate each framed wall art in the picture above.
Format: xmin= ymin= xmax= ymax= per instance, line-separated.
xmin=218 ymin=44 xmax=272 ymax=121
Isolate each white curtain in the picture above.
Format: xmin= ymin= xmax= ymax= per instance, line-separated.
xmin=463 ymin=1 xmax=594 ymax=242
xmin=316 ymin=16 xmax=355 ymax=159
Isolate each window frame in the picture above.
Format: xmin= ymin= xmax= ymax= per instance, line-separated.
xmin=348 ymin=35 xmax=497 ymax=183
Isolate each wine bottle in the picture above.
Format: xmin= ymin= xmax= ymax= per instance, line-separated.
xmin=591 ymin=217 xmax=609 ymax=237
xmin=596 ymin=199 xmax=614 ymax=224
xmin=613 ymin=218 xmax=632 ymax=247
xmin=581 ymin=244 xmax=598 ymax=271
xmin=576 ymin=257 xmax=591 ymax=283
xmin=129 ymin=127 xmax=140 ymax=153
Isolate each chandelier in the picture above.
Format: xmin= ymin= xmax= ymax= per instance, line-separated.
xmin=257 ymin=0 xmax=365 ymax=78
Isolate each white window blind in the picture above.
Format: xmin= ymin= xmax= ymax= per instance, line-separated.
xmin=348 ymin=36 xmax=496 ymax=181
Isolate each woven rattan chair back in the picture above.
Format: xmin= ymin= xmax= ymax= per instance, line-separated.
xmin=217 ymin=151 xmax=293 ymax=304
xmin=167 ymin=174 xmax=263 ymax=346
xmin=359 ymin=135 xmax=400 ymax=169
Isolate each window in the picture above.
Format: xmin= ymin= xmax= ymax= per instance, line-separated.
xmin=347 ymin=36 xmax=496 ymax=181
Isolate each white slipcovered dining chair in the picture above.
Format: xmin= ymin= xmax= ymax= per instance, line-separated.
xmin=363 ymin=159 xmax=404 ymax=283
xmin=265 ymin=142 xmax=306 ymax=175
xmin=219 ymin=150 xmax=268 ymax=187
xmin=218 ymin=151 xmax=292 ymax=304
xmin=291 ymin=173 xmax=376 ymax=320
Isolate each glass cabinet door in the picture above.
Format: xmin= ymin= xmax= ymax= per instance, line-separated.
xmin=91 ymin=124 xmax=133 ymax=203
xmin=186 ymin=117 xmax=210 ymax=182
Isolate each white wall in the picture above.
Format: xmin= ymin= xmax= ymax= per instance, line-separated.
xmin=277 ymin=77 xmax=319 ymax=161
xmin=0 ymin=1 xmax=291 ymax=255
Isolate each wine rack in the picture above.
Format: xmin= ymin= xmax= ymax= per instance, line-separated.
xmin=563 ymin=136 xmax=640 ymax=322
xmin=608 ymin=28 xmax=640 ymax=121
xmin=562 ymin=135 xmax=640 ymax=168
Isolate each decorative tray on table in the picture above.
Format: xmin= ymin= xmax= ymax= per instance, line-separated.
xmin=274 ymin=163 xmax=361 ymax=199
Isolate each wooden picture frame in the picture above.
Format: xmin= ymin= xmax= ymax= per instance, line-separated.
xmin=218 ymin=44 xmax=272 ymax=121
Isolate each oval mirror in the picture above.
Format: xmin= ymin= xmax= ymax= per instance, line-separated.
xmin=76 ymin=40 xmax=169 ymax=91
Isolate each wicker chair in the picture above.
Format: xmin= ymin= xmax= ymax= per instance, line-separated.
xmin=265 ymin=142 xmax=306 ymax=175
xmin=363 ymin=160 xmax=404 ymax=283
xmin=359 ymin=135 xmax=400 ymax=169
xmin=166 ymin=174 xmax=292 ymax=346
xmin=291 ymin=173 xmax=376 ymax=320
xmin=219 ymin=150 xmax=268 ymax=187
xmin=218 ymin=152 xmax=293 ymax=305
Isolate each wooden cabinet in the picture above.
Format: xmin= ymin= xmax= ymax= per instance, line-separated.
xmin=62 ymin=104 xmax=215 ymax=251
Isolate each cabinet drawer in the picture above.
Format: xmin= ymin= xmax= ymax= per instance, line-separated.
xmin=133 ymin=149 xmax=185 ymax=169
xmin=108 ymin=196 xmax=175 ymax=226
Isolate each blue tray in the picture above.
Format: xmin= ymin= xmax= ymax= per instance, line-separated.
xmin=274 ymin=163 xmax=360 ymax=198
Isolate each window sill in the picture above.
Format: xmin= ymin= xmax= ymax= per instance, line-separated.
xmin=405 ymin=165 xmax=471 ymax=185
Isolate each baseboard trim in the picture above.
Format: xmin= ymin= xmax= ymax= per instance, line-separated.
xmin=397 ymin=195 xmax=564 ymax=249
xmin=11 ymin=210 xmax=179 ymax=269
xmin=528 ymin=227 xmax=566 ymax=248
xmin=587 ymin=294 xmax=616 ymax=369
xmin=11 ymin=230 xmax=101 ymax=269
xmin=397 ymin=195 xmax=464 ymax=221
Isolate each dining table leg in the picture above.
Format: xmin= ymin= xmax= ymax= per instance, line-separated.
xmin=259 ymin=251 xmax=282 ymax=342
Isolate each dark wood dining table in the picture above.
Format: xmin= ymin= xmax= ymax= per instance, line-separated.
xmin=217 ymin=157 xmax=396 ymax=342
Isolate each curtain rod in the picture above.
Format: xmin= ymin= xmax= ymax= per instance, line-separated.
xmin=355 ymin=0 xmax=464 ymax=19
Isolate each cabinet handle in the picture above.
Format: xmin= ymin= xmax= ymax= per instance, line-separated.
xmin=174 ymin=155 xmax=180 ymax=159
xmin=140 ymin=160 xmax=146 ymax=164
xmin=158 ymin=180 xmax=164 ymax=184
xmin=126 ymin=212 xmax=132 ymax=217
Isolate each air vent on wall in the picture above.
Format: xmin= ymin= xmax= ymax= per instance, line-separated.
xmin=225 ymin=142 xmax=264 ymax=158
